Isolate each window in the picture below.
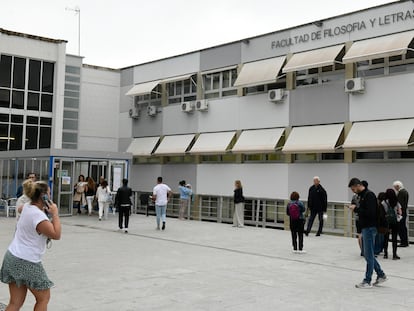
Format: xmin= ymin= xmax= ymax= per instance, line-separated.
xmin=42 ymin=62 xmax=54 ymax=93
xmin=0 ymin=89 xmax=10 ymax=108
xmin=13 ymin=57 xmax=26 ymax=90
xmin=39 ymin=127 xmax=51 ymax=148
xmin=28 ymin=60 xmax=41 ymax=91
xmin=41 ymin=94 xmax=53 ymax=112
xmin=244 ymin=81 xmax=287 ymax=96
xmin=27 ymin=92 xmax=40 ymax=110
xmin=296 ymin=65 xmax=344 ymax=87
xmin=9 ymin=124 xmax=23 ymax=150
xmin=0 ymin=123 xmax=9 ymax=151
xmin=135 ymin=84 xmax=162 ymax=106
xmin=11 ymin=91 xmax=24 ymax=109
xmin=0 ymin=55 xmax=12 ymax=87
xmin=357 ymin=53 xmax=414 ymax=78
xmin=167 ymin=76 xmax=197 ymax=104
xmin=203 ymin=68 xmax=238 ymax=99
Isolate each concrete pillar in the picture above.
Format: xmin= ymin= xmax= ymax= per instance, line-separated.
xmin=196 ymin=72 xmax=203 ymax=100
xmin=285 ymin=53 xmax=295 ymax=91
xmin=344 ymin=41 xmax=355 ymax=80
xmin=161 ymin=83 xmax=168 ymax=107
xmin=343 ymin=122 xmax=353 ymax=163
xmin=283 ymin=127 xmax=293 ymax=163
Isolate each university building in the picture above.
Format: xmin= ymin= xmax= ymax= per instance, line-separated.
xmin=0 ymin=1 xmax=413 ymax=239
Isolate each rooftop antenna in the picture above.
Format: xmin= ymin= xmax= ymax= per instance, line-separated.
xmin=65 ymin=6 xmax=81 ymax=56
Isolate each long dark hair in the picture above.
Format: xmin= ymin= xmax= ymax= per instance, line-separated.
xmin=385 ymin=188 xmax=398 ymax=208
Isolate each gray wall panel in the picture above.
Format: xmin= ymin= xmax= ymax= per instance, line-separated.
xmin=129 ymin=164 xmax=162 ymax=192
xmin=161 ymin=164 xmax=197 ymax=194
xmin=290 ymin=81 xmax=348 ymax=126
xmin=131 ymin=112 xmax=163 ymax=137
xmin=121 ymin=67 xmax=134 ymax=87
xmin=200 ymin=43 xmax=241 ymax=72
xmin=118 ymin=137 xmax=132 ymax=153
xmin=120 ymin=85 xmax=134 ymax=112
xmin=162 ymin=105 xmax=199 ymax=135
xmin=350 ymin=73 xmax=414 ymax=121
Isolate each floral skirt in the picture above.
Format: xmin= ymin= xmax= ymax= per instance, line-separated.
xmin=0 ymin=250 xmax=53 ymax=290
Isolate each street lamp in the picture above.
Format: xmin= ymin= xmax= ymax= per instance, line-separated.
xmin=65 ymin=6 xmax=81 ymax=56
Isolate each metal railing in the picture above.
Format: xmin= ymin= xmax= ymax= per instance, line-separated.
xmin=131 ymin=191 xmax=412 ymax=242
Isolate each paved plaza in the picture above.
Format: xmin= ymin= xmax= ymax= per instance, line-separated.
xmin=0 ymin=213 xmax=413 ymax=311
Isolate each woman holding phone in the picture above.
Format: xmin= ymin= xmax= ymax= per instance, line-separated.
xmin=0 ymin=180 xmax=61 ymax=311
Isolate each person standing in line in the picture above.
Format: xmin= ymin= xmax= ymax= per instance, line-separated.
xmin=376 ymin=192 xmax=389 ymax=258
xmin=1 ymin=181 xmax=61 ymax=310
xmin=96 ymin=180 xmax=111 ymax=221
xmin=152 ymin=177 xmax=172 ymax=231
xmin=178 ymin=180 xmax=192 ymax=220
xmin=233 ymin=180 xmax=245 ymax=228
xmin=381 ymin=188 xmax=402 ymax=260
xmin=16 ymin=172 xmax=36 ymax=198
xmin=115 ymin=178 xmax=132 ymax=233
xmin=15 ymin=179 xmax=33 ymax=222
xmin=85 ymin=177 xmax=97 ymax=216
xmin=305 ymin=176 xmax=327 ymax=236
xmin=287 ymin=191 xmax=306 ymax=253
xmin=348 ymin=178 xmax=387 ymax=289
xmin=393 ymin=181 xmax=409 ymax=247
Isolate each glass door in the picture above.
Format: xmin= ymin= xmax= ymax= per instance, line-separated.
xmin=53 ymin=159 xmax=75 ymax=216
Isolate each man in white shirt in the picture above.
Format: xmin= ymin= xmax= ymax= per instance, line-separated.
xmin=152 ymin=177 xmax=172 ymax=230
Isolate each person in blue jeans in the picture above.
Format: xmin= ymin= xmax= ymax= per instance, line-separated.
xmin=348 ymin=178 xmax=387 ymax=288
xmin=152 ymin=177 xmax=173 ymax=230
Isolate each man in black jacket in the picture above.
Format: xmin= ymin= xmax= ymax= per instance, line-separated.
xmin=305 ymin=176 xmax=327 ymax=236
xmin=348 ymin=178 xmax=387 ymax=288
xmin=115 ymin=178 xmax=133 ymax=233
xmin=393 ymin=180 xmax=409 ymax=247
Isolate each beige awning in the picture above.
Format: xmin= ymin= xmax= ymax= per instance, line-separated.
xmin=232 ymin=128 xmax=285 ymax=153
xmin=283 ymin=44 xmax=345 ymax=73
xmin=125 ymin=80 xmax=161 ymax=96
xmin=342 ymin=30 xmax=414 ymax=64
xmin=343 ymin=119 xmax=414 ymax=150
xmin=189 ymin=131 xmax=236 ymax=154
xmin=282 ymin=124 xmax=344 ymax=153
xmin=234 ymin=56 xmax=286 ymax=87
xmin=162 ymin=73 xmax=195 ymax=84
xmin=153 ymin=134 xmax=195 ymax=155
xmin=126 ymin=137 xmax=160 ymax=156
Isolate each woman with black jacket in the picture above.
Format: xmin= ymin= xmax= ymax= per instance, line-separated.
xmin=233 ymin=180 xmax=245 ymax=228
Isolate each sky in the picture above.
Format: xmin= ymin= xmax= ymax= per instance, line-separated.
xmin=0 ymin=0 xmax=398 ymax=69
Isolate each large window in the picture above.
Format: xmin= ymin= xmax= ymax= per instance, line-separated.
xmin=135 ymin=84 xmax=162 ymax=106
xmin=203 ymin=68 xmax=238 ymax=99
xmin=167 ymin=76 xmax=197 ymax=104
xmin=357 ymin=52 xmax=414 ymax=78
xmin=296 ymin=63 xmax=345 ymax=87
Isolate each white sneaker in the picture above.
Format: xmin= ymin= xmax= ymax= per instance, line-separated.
xmin=298 ymin=250 xmax=307 ymax=254
xmin=355 ymin=281 xmax=373 ymax=289
xmin=292 ymin=250 xmax=298 ymax=254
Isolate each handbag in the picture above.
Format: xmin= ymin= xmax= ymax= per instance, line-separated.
xmin=105 ymin=189 xmax=113 ymax=203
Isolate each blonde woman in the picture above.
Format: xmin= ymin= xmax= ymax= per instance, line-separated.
xmin=233 ymin=180 xmax=245 ymax=228
xmin=15 ymin=179 xmax=33 ymax=221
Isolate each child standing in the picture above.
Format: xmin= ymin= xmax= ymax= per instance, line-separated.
xmin=287 ymin=191 xmax=306 ymax=253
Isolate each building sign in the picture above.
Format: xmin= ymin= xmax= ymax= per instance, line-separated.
xmin=271 ymin=9 xmax=414 ymax=49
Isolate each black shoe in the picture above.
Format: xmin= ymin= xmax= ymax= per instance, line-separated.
xmin=398 ymin=244 xmax=409 ymax=248
xmin=316 ymin=233 xmax=321 ymax=236
xmin=393 ymin=255 xmax=401 ymax=260
xmin=305 ymin=231 xmax=309 ymax=237
xmin=383 ymin=254 xmax=388 ymax=259
xmin=162 ymin=222 xmax=165 ymax=231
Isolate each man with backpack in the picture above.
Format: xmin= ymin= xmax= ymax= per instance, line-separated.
xmin=348 ymin=178 xmax=387 ymax=289
xmin=287 ymin=191 xmax=306 ymax=253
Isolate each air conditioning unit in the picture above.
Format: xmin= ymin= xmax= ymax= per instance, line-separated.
xmin=147 ymin=105 xmax=157 ymax=116
xmin=268 ymin=89 xmax=285 ymax=102
xmin=128 ymin=106 xmax=140 ymax=119
xmin=345 ymin=78 xmax=365 ymax=93
xmin=181 ymin=101 xmax=194 ymax=113
xmin=195 ymin=99 xmax=209 ymax=111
